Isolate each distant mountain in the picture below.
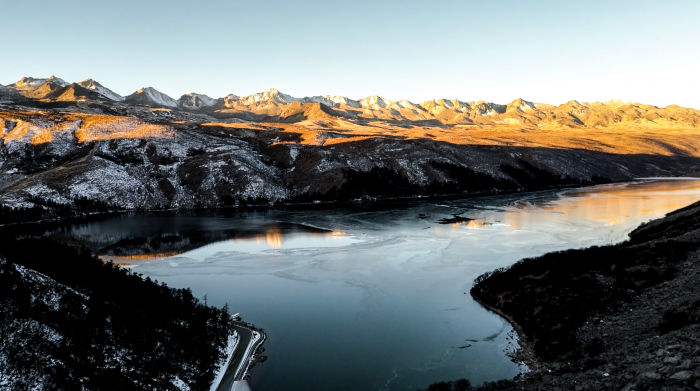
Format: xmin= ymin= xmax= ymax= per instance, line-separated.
xmin=302 ymin=95 xmax=362 ymax=108
xmin=13 ymin=79 xmax=67 ymax=99
xmin=3 ymin=76 xmax=700 ymax=129
xmin=219 ymin=88 xmax=301 ymax=118
xmin=42 ymin=83 xmax=105 ymax=102
xmin=124 ymin=87 xmax=177 ymax=108
xmin=77 ymin=79 xmax=124 ymax=101
xmin=8 ymin=76 xmax=69 ymax=91
xmin=177 ymin=93 xmax=219 ymax=110
xmin=272 ymin=101 xmax=344 ymax=123
xmin=239 ymin=88 xmax=298 ymax=105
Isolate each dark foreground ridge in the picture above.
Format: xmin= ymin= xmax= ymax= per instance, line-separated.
xmin=0 ymin=237 xmax=237 ymax=390
xmin=425 ymin=200 xmax=700 ymax=390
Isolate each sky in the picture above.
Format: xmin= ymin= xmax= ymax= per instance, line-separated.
xmin=1 ymin=0 xmax=699 ymax=108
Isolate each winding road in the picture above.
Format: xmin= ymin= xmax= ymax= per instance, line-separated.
xmin=216 ymin=326 xmax=254 ymax=391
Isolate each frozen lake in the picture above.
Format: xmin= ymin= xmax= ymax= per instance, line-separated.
xmin=44 ymin=179 xmax=700 ymax=391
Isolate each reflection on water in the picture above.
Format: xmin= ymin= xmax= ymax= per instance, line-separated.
xmin=460 ymin=219 xmax=491 ymax=228
xmin=38 ymin=219 xmax=355 ymax=262
xmin=25 ymin=179 xmax=700 ymax=391
xmin=263 ymin=228 xmax=281 ymax=248
xmin=488 ymin=179 xmax=700 ymax=241
xmin=230 ymin=229 xmax=348 ymax=249
xmin=114 ymin=251 xmax=185 ymax=260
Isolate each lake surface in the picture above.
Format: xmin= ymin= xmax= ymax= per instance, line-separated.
xmin=42 ymin=179 xmax=700 ymax=391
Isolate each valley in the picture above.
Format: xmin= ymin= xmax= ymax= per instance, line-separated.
xmin=2 ymin=76 xmax=700 ymax=391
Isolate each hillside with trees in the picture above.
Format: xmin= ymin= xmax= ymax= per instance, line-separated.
xmin=0 ymin=237 xmax=235 ymax=391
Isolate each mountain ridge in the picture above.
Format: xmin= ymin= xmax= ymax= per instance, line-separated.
xmin=3 ymin=75 xmax=700 ymax=129
xmin=77 ymin=79 xmax=124 ymax=101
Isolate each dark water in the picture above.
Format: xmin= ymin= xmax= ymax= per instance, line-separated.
xmin=38 ymin=179 xmax=700 ymax=391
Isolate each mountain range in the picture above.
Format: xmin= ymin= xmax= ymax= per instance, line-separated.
xmin=3 ymin=76 xmax=699 ymax=129
xmin=2 ymin=74 xmax=700 ymax=217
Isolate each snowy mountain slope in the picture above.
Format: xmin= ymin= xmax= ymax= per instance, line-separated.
xmin=240 ymin=88 xmax=298 ymax=105
xmin=125 ymin=87 xmax=178 ymax=108
xmin=218 ymin=89 xmax=302 ymax=118
xmin=220 ymin=88 xmax=299 ymax=108
xmin=359 ymin=95 xmax=394 ymax=109
xmin=77 ymin=78 xmax=125 ymax=101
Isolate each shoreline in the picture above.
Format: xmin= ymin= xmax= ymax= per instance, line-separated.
xmin=237 ymin=329 xmax=267 ymax=381
xmin=0 ymin=176 xmax=636 ymax=229
xmin=472 ymin=297 xmax=541 ymax=376
xmin=1 ymin=177 xmax=678 ymax=235
xmin=466 ymin=199 xmax=700 ymax=390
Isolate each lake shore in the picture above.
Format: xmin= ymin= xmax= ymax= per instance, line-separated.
xmin=466 ymin=200 xmax=700 ymax=390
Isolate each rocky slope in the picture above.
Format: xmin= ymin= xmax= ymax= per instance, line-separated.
xmin=1 ymin=102 xmax=699 ymax=215
xmin=464 ymin=200 xmax=700 ymax=391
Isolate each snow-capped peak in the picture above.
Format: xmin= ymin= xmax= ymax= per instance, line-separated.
xmin=10 ymin=77 xmax=45 ymax=90
xmin=177 ymin=93 xmax=218 ymax=109
xmin=9 ymin=76 xmax=69 ymax=90
xmin=325 ymin=95 xmax=361 ymax=108
xmin=132 ymin=87 xmax=178 ymax=108
xmin=300 ymin=95 xmax=334 ymax=106
xmin=360 ymin=95 xmax=393 ymax=108
xmin=47 ymin=76 xmax=70 ymax=87
xmin=221 ymin=94 xmax=241 ymax=107
xmin=239 ymin=88 xmax=299 ymax=105
xmin=77 ymin=78 xmax=125 ymax=101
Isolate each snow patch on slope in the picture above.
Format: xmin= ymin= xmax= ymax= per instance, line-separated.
xmin=68 ymin=159 xmax=148 ymax=209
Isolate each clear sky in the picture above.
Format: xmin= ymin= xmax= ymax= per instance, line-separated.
xmin=1 ymin=0 xmax=699 ymax=108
